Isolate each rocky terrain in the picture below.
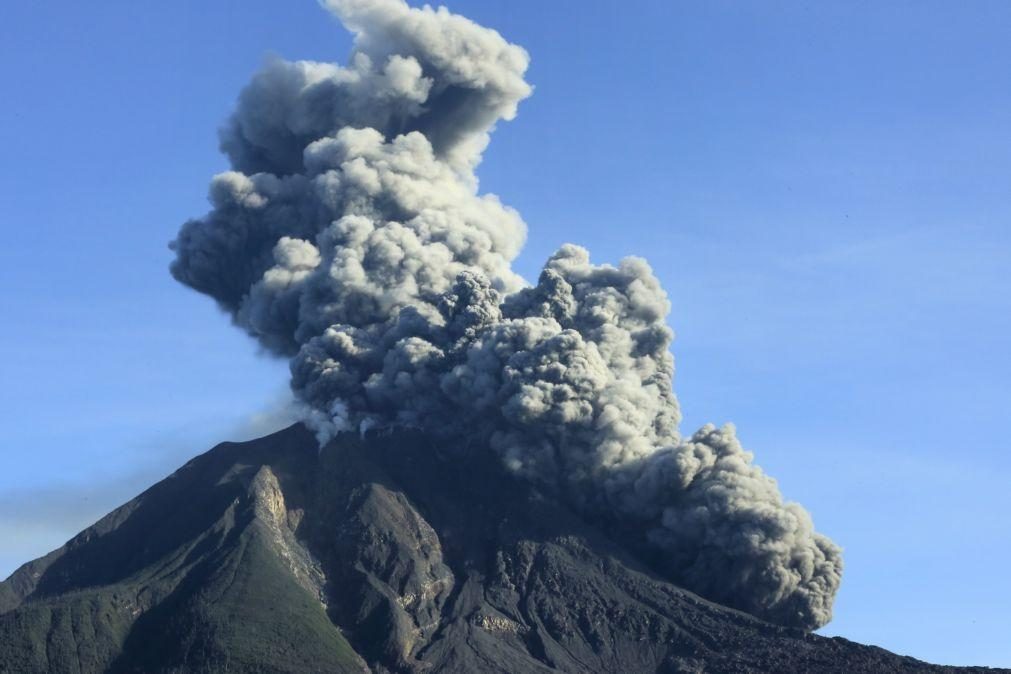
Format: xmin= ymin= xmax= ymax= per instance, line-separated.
xmin=0 ymin=425 xmax=1001 ymax=673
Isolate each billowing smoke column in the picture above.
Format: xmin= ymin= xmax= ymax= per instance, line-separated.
xmin=171 ymin=0 xmax=842 ymax=631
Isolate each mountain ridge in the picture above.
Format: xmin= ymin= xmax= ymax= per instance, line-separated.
xmin=0 ymin=425 xmax=1001 ymax=673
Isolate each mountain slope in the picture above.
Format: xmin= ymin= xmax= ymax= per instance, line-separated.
xmin=0 ymin=425 xmax=1001 ymax=673
xmin=0 ymin=427 xmax=362 ymax=673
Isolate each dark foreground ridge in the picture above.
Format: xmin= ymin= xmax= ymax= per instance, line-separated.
xmin=0 ymin=425 xmax=1001 ymax=673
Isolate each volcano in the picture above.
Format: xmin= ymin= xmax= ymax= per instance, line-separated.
xmin=0 ymin=425 xmax=998 ymax=673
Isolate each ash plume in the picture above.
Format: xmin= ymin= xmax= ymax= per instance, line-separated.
xmin=170 ymin=0 xmax=842 ymax=631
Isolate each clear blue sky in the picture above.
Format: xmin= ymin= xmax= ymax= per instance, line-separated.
xmin=2 ymin=1 xmax=1009 ymax=666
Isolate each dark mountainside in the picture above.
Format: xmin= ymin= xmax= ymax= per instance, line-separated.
xmin=0 ymin=425 xmax=1001 ymax=674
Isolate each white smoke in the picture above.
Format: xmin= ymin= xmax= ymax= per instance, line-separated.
xmin=170 ymin=0 xmax=842 ymax=630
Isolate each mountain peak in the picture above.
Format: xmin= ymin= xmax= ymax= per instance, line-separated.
xmin=0 ymin=427 xmax=998 ymax=672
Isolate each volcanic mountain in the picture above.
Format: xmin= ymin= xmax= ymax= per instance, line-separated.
xmin=0 ymin=425 xmax=999 ymax=673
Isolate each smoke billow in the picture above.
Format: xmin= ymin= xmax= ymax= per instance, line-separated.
xmin=171 ymin=0 xmax=842 ymax=631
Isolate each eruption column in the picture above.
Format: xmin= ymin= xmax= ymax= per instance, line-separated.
xmin=171 ymin=0 xmax=842 ymax=630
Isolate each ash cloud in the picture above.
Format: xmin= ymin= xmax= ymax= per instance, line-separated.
xmin=170 ymin=0 xmax=842 ymax=630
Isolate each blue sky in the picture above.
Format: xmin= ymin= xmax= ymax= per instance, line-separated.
xmin=2 ymin=0 xmax=1009 ymax=666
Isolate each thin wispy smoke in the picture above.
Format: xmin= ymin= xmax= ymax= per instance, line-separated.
xmin=171 ymin=0 xmax=841 ymax=630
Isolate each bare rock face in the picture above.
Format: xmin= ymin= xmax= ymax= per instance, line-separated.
xmin=0 ymin=425 xmax=1002 ymax=673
